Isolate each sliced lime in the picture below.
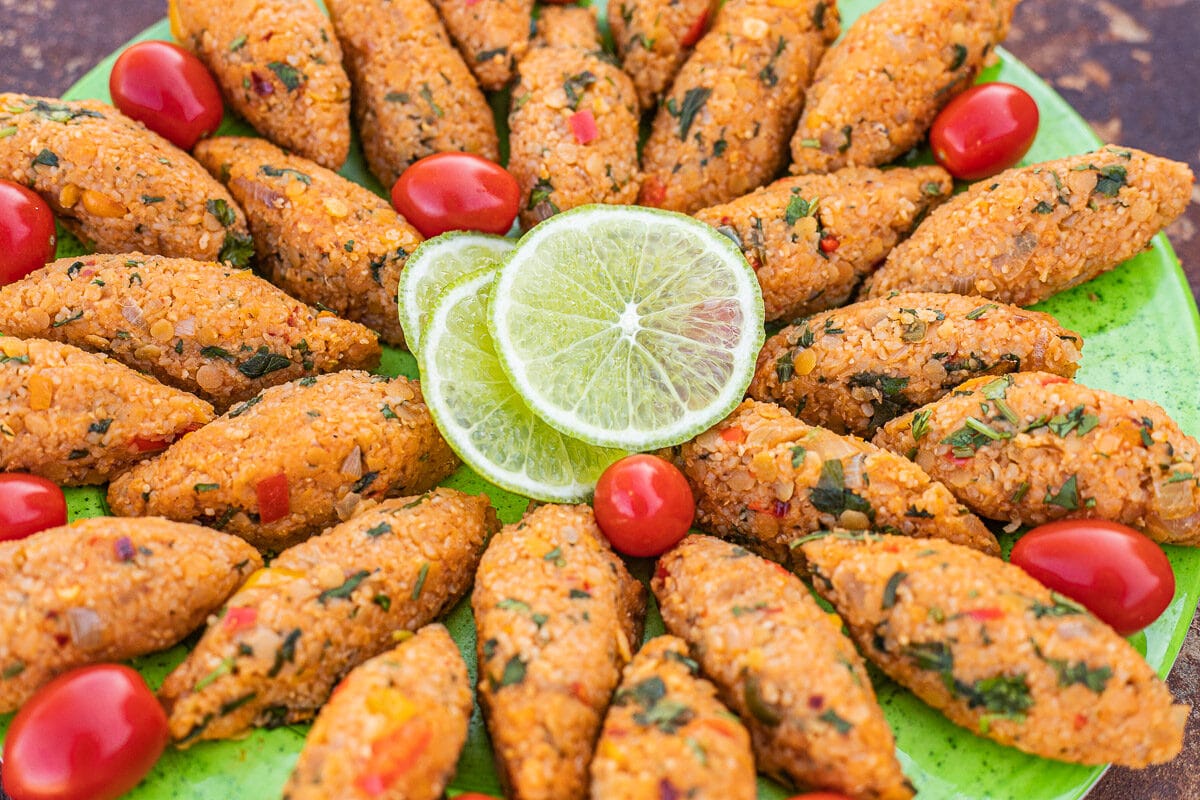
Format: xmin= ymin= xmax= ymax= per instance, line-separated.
xmin=398 ymin=231 xmax=516 ymax=353
xmin=489 ymin=205 xmax=765 ymax=451
xmin=419 ymin=268 xmax=628 ymax=502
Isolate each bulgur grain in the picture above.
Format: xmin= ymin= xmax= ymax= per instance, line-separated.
xmin=610 ymin=0 xmax=715 ymax=111
xmin=170 ymin=0 xmax=351 ymax=169
xmin=790 ymin=0 xmax=1017 ymax=173
xmin=327 ymin=0 xmax=499 ymax=190
xmin=802 ymin=533 xmax=1188 ymax=767
xmin=0 ymin=94 xmax=252 ymax=265
xmin=194 ymin=136 xmax=424 ymax=346
xmin=282 ymin=624 xmax=473 ymax=800
xmin=0 ymin=253 xmax=380 ymax=411
xmin=509 ymin=7 xmax=641 ymax=228
xmin=638 ymin=0 xmax=838 ymax=213
xmin=591 ymin=634 xmax=757 ymax=800
xmin=106 ymin=371 xmax=459 ymax=551
xmin=653 ymin=534 xmax=914 ymax=800
xmin=159 ymin=488 xmax=496 ymax=744
xmin=474 ymin=504 xmax=646 ymax=800
xmin=0 ymin=517 xmax=261 ymax=713
xmin=695 ymin=166 xmax=952 ymax=321
xmin=672 ymin=399 xmax=998 ymax=570
xmin=862 ymin=146 xmax=1195 ymax=304
xmin=0 ymin=336 xmax=214 ymax=485
xmin=873 ymin=372 xmax=1200 ymax=544
xmin=430 ymin=0 xmax=533 ymax=90
xmin=750 ymin=292 xmax=1083 ymax=437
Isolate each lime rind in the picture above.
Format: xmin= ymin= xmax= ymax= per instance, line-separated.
xmin=488 ymin=204 xmax=765 ymax=451
xmin=397 ymin=231 xmax=516 ymax=353
xmin=419 ymin=268 xmax=629 ymax=502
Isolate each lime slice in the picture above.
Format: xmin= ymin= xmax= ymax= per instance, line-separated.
xmin=489 ymin=205 xmax=765 ymax=451
xmin=398 ymin=231 xmax=516 ymax=353
xmin=419 ymin=268 xmax=629 ymax=502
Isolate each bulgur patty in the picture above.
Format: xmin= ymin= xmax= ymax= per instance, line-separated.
xmin=673 ymin=399 xmax=998 ymax=571
xmin=653 ymin=534 xmax=914 ymax=800
xmin=107 ymin=371 xmax=459 ymax=551
xmin=862 ymin=146 xmax=1195 ymax=305
xmin=159 ymin=488 xmax=497 ymax=745
xmin=750 ymin=293 xmax=1083 ymax=437
xmin=790 ymin=0 xmax=1017 ymax=173
xmin=0 ymin=336 xmax=214 ymax=485
xmin=0 ymin=517 xmax=261 ymax=713
xmin=874 ymin=372 xmax=1200 ymax=545
xmin=694 ymin=166 xmax=952 ymax=322
xmin=0 ymin=94 xmax=252 ymax=266
xmin=610 ymin=0 xmax=714 ymax=111
xmin=194 ymin=136 xmax=424 ymax=346
xmin=509 ymin=7 xmax=641 ymax=229
xmin=638 ymin=0 xmax=838 ymax=213
xmin=0 ymin=253 xmax=380 ymax=411
xmin=327 ymin=0 xmax=499 ymax=190
xmin=169 ymin=0 xmax=351 ymax=169
xmin=282 ymin=624 xmax=473 ymax=800
xmin=474 ymin=504 xmax=646 ymax=800
xmin=802 ymin=533 xmax=1188 ymax=767
xmin=430 ymin=0 xmax=533 ymax=90
xmin=591 ymin=634 xmax=757 ymax=800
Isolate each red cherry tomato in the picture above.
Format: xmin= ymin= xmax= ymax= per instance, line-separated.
xmin=390 ymin=153 xmax=520 ymax=238
xmin=0 ymin=181 xmax=56 ymax=285
xmin=109 ymin=40 xmax=224 ymax=151
xmin=1 ymin=664 xmax=168 ymax=800
xmin=929 ymin=82 xmax=1039 ymax=181
xmin=593 ymin=455 xmax=695 ymax=558
xmin=1010 ymin=520 xmax=1175 ymax=636
xmin=0 ymin=474 xmax=67 ymax=542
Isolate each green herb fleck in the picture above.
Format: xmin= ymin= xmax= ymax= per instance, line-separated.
xmin=966 ymin=303 xmax=997 ymax=320
xmin=385 ymin=91 xmax=411 ymax=103
xmin=819 ymin=708 xmax=853 ymax=734
xmin=950 ymin=43 xmax=968 ymax=70
xmin=373 ymin=594 xmax=391 ymax=612
xmin=365 ymin=522 xmax=392 ymax=538
xmin=267 ymin=62 xmax=304 ymax=91
xmin=499 ymin=655 xmax=526 ymax=687
xmin=32 ymin=149 xmax=58 ymax=167
xmin=420 ymin=83 xmax=444 ymax=118
xmin=411 ymin=562 xmax=430 ymax=600
xmin=882 ymin=571 xmax=907 ymax=610
xmin=563 ymin=71 xmax=597 ymax=110
xmin=742 ymin=672 xmax=782 ymax=726
xmin=194 ymin=483 xmax=220 ymax=493
xmin=201 ymin=345 xmax=235 ymax=362
xmin=790 ymin=445 xmax=806 ymax=468
xmin=1093 ymin=164 xmax=1127 ymax=197
xmin=810 ymin=460 xmax=873 ymax=519
xmin=1044 ymin=475 xmax=1080 ymax=510
xmin=219 ymin=231 xmax=255 ymax=268
xmin=88 ymin=418 xmax=112 ymax=435
xmin=1033 ymin=200 xmax=1055 ymax=214
xmin=238 ymin=347 xmax=291 ymax=379
xmin=784 ymin=193 xmax=816 ymax=226
xmin=2 ymin=662 xmax=26 ymax=680
xmin=911 ymin=409 xmax=932 ymax=442
xmin=229 ymin=34 xmax=247 ymax=51
xmin=194 ymin=656 xmax=235 ymax=691
xmin=669 ymin=87 xmax=711 ymax=140
xmin=318 ymin=569 xmax=370 ymax=604
xmin=259 ymin=165 xmax=312 ymax=184
xmin=1048 ymin=659 xmax=1111 ymax=692
xmin=1030 ymin=592 xmax=1087 ymax=618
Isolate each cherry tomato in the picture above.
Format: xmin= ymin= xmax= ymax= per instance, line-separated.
xmin=929 ymin=82 xmax=1039 ymax=181
xmin=1 ymin=664 xmax=168 ymax=800
xmin=390 ymin=153 xmax=520 ymax=238
xmin=1010 ymin=520 xmax=1175 ymax=636
xmin=0 ymin=474 xmax=67 ymax=542
xmin=109 ymin=40 xmax=224 ymax=151
xmin=0 ymin=181 xmax=56 ymax=285
xmin=593 ymin=455 xmax=694 ymax=558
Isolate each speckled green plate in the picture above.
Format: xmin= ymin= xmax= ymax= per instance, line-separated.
xmin=2 ymin=1 xmax=1198 ymax=797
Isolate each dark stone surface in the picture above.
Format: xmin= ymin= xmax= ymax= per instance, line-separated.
xmin=3 ymin=0 xmax=1199 ymax=798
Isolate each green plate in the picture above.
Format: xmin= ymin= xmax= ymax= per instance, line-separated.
xmin=3 ymin=1 xmax=1199 ymax=798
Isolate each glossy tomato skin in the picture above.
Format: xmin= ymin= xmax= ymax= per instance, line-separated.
xmin=0 ymin=181 xmax=56 ymax=286
xmin=2 ymin=664 xmax=168 ymax=800
xmin=109 ymin=41 xmax=224 ymax=151
xmin=593 ymin=455 xmax=695 ymax=558
xmin=390 ymin=153 xmax=520 ymax=238
xmin=0 ymin=474 xmax=67 ymax=542
xmin=929 ymin=82 xmax=1039 ymax=181
xmin=1011 ymin=520 xmax=1175 ymax=636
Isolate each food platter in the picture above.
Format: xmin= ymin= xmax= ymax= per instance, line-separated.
xmin=1 ymin=0 xmax=1198 ymax=797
